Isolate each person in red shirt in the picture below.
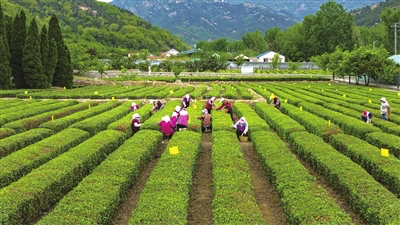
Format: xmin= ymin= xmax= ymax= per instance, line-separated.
xmin=205 ymin=96 xmax=216 ymax=114
xmin=131 ymin=113 xmax=141 ymax=135
xmin=217 ymin=98 xmax=234 ymax=120
xmin=130 ymin=102 xmax=140 ymax=112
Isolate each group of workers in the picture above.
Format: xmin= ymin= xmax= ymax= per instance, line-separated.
xmin=361 ymin=97 xmax=392 ymax=124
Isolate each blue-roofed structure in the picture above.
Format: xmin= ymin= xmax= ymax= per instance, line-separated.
xmin=254 ymin=51 xmax=285 ymax=63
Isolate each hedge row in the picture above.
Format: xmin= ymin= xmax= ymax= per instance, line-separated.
xmin=188 ymin=85 xmax=207 ymax=98
xmin=211 ymin=131 xmax=265 ymax=224
xmin=329 ymin=133 xmax=400 ymax=197
xmin=268 ymin=84 xmax=325 ymax=105
xmin=0 ymin=128 xmax=90 ymax=188
xmin=185 ymin=101 xmax=204 ymax=133
xmin=203 ymin=84 xmax=222 ymax=98
xmin=0 ymin=99 xmax=26 ymax=110
xmin=0 ymin=130 xmax=126 ymax=225
xmin=221 ymin=84 xmax=238 ymax=99
xmin=234 ymin=84 xmax=253 ymax=99
xmin=128 ymin=131 xmax=201 ymax=224
xmin=255 ymin=102 xmax=306 ymax=141
xmin=0 ymin=99 xmax=55 ymax=115
xmin=289 ymin=131 xmax=400 ymax=224
xmin=0 ymin=89 xmax=49 ymax=97
xmin=251 ymin=131 xmax=352 ymax=224
xmin=233 ymin=102 xmax=269 ymax=135
xmin=0 ymin=128 xmax=53 ymax=159
xmin=299 ymin=102 xmax=381 ymax=139
xmin=211 ymin=109 xmax=234 ymax=132
xmin=39 ymin=101 xmax=121 ymax=132
xmin=365 ymin=132 xmax=400 ymax=159
xmin=16 ymin=85 xmax=117 ymax=99
xmin=145 ymin=86 xmax=180 ymax=99
xmin=2 ymin=101 xmax=99 ymax=133
xmin=0 ymin=128 xmax=15 ymax=140
xmin=107 ymin=103 xmax=152 ymax=136
xmin=178 ymin=75 xmax=330 ymax=82
xmin=70 ymin=102 xmax=131 ymax=135
xmin=280 ymin=103 xmax=342 ymax=141
xmin=0 ymin=100 xmax=79 ymax=127
xmin=38 ymin=130 xmax=162 ymax=224
xmin=166 ymin=86 xmax=195 ymax=98
xmin=251 ymin=84 xmax=303 ymax=106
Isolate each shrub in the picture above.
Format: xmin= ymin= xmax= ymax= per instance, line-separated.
xmin=211 ymin=110 xmax=234 ymax=133
xmin=365 ymin=132 xmax=400 ymax=159
xmin=0 ymin=128 xmax=15 ymax=140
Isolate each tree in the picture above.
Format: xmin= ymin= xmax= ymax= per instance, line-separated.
xmin=10 ymin=10 xmax=27 ymax=88
xmin=301 ymin=1 xmax=355 ymax=59
xmin=0 ymin=4 xmax=13 ymax=89
xmin=47 ymin=38 xmax=57 ymax=84
xmin=22 ymin=18 xmax=47 ymax=89
xmin=242 ymin=30 xmax=266 ymax=54
xmin=48 ymin=14 xmax=73 ymax=88
xmin=265 ymin=27 xmax=283 ymax=52
xmin=235 ymin=55 xmax=245 ymax=68
xmin=381 ymin=7 xmax=400 ymax=54
xmin=40 ymin=25 xmax=51 ymax=87
xmin=271 ymin=53 xmax=282 ymax=70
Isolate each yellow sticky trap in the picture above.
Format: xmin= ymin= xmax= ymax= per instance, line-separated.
xmin=64 ymin=87 xmax=66 ymax=90
xmin=193 ymin=104 xmax=197 ymax=109
xmin=169 ymin=90 xmax=174 ymax=94
xmin=343 ymin=94 xmax=346 ymax=98
xmin=24 ymin=91 xmax=28 ymax=94
xmin=126 ymin=86 xmax=128 ymax=89
xmin=112 ymin=97 xmax=115 ymax=100
xmin=381 ymin=148 xmax=389 ymax=157
xmin=265 ymin=75 xmax=268 ymax=78
xmin=270 ymin=93 xmax=275 ymax=100
xmin=264 ymin=89 xmax=266 ymax=91
xmin=299 ymin=106 xmax=303 ymax=111
xmin=94 ymin=91 xmax=98 ymax=95
xmin=88 ymin=104 xmax=91 ymax=109
xmin=240 ymin=81 xmax=243 ymax=83
xmin=322 ymin=89 xmax=324 ymax=92
xmin=369 ymin=88 xmax=372 ymax=91
xmin=328 ymin=120 xmax=331 ymax=126
xmin=52 ymin=115 xmax=54 ymax=121
xmin=328 ymin=83 xmax=331 ymax=86
xmin=169 ymin=146 xmax=179 ymax=155
xmin=309 ymin=75 xmax=313 ymax=78
xmin=114 ymin=83 xmax=116 ymax=86
xmin=105 ymin=75 xmax=108 ymax=78
xmin=116 ymin=75 xmax=118 ymax=78
xmin=284 ymin=99 xmax=288 ymax=103
xmin=368 ymin=99 xmax=372 ymax=104
xmin=259 ymin=86 xmax=261 ymax=88
xmin=29 ymin=96 xmax=32 ymax=100
xmin=398 ymin=92 xmax=400 ymax=96
xmin=220 ymin=76 xmax=223 ymax=79
xmin=308 ymin=85 xmax=311 ymax=88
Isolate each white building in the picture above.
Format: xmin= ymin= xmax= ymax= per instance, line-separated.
xmin=253 ymin=51 xmax=285 ymax=63
xmin=163 ymin=48 xmax=180 ymax=57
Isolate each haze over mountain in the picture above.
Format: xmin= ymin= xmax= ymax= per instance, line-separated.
xmin=110 ymin=0 xmax=381 ymax=45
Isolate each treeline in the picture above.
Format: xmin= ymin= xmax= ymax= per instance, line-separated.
xmin=196 ymin=1 xmax=400 ymax=63
xmin=0 ymin=6 xmax=72 ymax=89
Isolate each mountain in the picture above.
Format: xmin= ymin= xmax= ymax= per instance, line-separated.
xmin=352 ymin=0 xmax=400 ymax=26
xmin=110 ymin=0 xmax=298 ymax=45
xmin=3 ymin=0 xmax=189 ymax=57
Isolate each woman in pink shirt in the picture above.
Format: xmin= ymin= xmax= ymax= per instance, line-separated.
xmin=177 ymin=108 xmax=189 ymax=131
xmin=171 ymin=106 xmax=181 ymax=130
xmin=158 ymin=115 xmax=174 ymax=138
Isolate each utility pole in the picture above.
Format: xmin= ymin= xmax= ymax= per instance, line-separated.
xmin=392 ymin=23 xmax=399 ymax=54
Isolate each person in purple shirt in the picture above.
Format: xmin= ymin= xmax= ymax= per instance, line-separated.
xmin=177 ymin=108 xmax=189 ymax=131
xmin=182 ymin=94 xmax=193 ymax=109
xmin=130 ymin=102 xmax=140 ymax=112
xmin=232 ymin=117 xmax=248 ymax=140
xmin=158 ymin=115 xmax=174 ymax=138
xmin=171 ymin=105 xmax=181 ymax=130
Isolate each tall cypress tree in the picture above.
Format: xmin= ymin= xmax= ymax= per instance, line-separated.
xmin=47 ymin=37 xmax=57 ymax=84
xmin=40 ymin=25 xmax=51 ymax=87
xmin=22 ymin=18 xmax=47 ymax=89
xmin=0 ymin=4 xmax=13 ymax=89
xmin=48 ymin=14 xmax=73 ymax=88
xmin=10 ymin=11 xmax=27 ymax=88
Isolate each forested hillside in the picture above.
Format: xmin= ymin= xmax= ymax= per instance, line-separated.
xmin=2 ymin=0 xmax=189 ymax=58
xmin=352 ymin=0 xmax=400 ymax=26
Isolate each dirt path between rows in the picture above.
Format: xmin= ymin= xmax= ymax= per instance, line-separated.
xmin=187 ymin=132 xmax=214 ymax=225
xmin=240 ymin=141 xmax=289 ymax=224
xmin=111 ymin=139 xmax=169 ymax=225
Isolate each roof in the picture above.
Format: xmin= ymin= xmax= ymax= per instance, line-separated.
xmin=256 ymin=51 xmax=285 ymax=58
xmin=388 ymin=55 xmax=400 ymax=64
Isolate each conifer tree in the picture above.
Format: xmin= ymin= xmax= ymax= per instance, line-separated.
xmin=47 ymin=37 xmax=57 ymax=84
xmin=0 ymin=4 xmax=13 ymax=89
xmin=10 ymin=11 xmax=27 ymax=88
xmin=22 ymin=18 xmax=47 ymax=88
xmin=48 ymin=14 xmax=73 ymax=88
xmin=40 ymin=25 xmax=51 ymax=87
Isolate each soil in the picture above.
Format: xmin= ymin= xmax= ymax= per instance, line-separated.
xmin=240 ymin=141 xmax=289 ymax=225
xmin=187 ymin=132 xmax=214 ymax=225
xmin=111 ymin=139 xmax=169 ymax=225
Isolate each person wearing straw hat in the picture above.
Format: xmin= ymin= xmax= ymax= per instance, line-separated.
xmin=177 ymin=108 xmax=189 ymax=131
xmin=150 ymin=99 xmax=164 ymax=113
xmin=380 ymin=97 xmax=391 ymax=120
xmin=182 ymin=94 xmax=194 ymax=109
xmin=171 ymin=105 xmax=181 ymax=130
xmin=217 ymin=98 xmax=234 ymax=120
xmin=232 ymin=117 xmax=248 ymax=140
xmin=157 ymin=115 xmax=174 ymax=138
xmin=131 ymin=113 xmax=142 ymax=135
xmin=130 ymin=102 xmax=140 ymax=112
xmin=198 ymin=109 xmax=212 ymax=132
xmin=205 ymin=96 xmax=216 ymax=114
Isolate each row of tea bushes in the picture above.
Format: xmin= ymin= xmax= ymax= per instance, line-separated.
xmin=0 ymin=128 xmax=53 ymax=158
xmin=40 ymin=101 xmax=121 ymax=132
xmin=251 ymin=131 xmax=352 ymax=224
xmin=0 ymin=128 xmax=90 ymax=188
xmin=221 ymin=84 xmax=238 ymax=99
xmin=128 ymin=131 xmax=201 ymax=224
xmin=37 ymin=130 xmax=162 ymax=224
xmin=203 ymin=84 xmax=222 ymax=98
xmin=211 ymin=131 xmax=265 ymax=224
xmin=0 ymin=99 xmax=57 ymax=116
xmin=0 ymin=130 xmax=126 ymax=224
xmin=233 ymin=102 xmax=269 ymax=134
xmin=211 ymin=110 xmax=234 ymax=132
xmin=0 ymin=128 xmax=15 ymax=139
xmin=2 ymin=101 xmax=99 ymax=133
xmin=166 ymin=86 xmax=195 ymax=98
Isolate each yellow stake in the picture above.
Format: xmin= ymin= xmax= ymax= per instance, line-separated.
xmin=112 ymin=97 xmax=115 ymax=100
xmin=52 ymin=115 xmax=54 ymax=121
xmin=343 ymin=94 xmax=346 ymax=98
xmin=369 ymin=88 xmax=372 ymax=91
xmin=29 ymin=96 xmax=32 ymax=100
xmin=299 ymin=106 xmax=303 ymax=111
xmin=368 ymin=99 xmax=372 ymax=104
xmin=24 ymin=91 xmax=28 ymax=94
xmin=284 ymin=99 xmax=288 ymax=103
xmin=64 ymin=87 xmax=66 ymax=90
xmin=381 ymin=148 xmax=389 ymax=157
xmin=328 ymin=120 xmax=331 ymax=126
xmin=88 ymin=104 xmax=91 ymax=109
